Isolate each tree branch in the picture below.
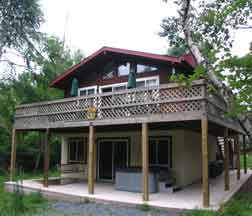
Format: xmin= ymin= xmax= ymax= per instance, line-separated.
xmin=0 ymin=59 xmax=35 ymax=70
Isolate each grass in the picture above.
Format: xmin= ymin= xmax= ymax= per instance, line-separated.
xmin=183 ymin=193 xmax=252 ymax=216
xmin=241 ymin=152 xmax=252 ymax=169
xmin=136 ymin=202 xmax=151 ymax=211
xmin=0 ymin=170 xmax=60 ymax=216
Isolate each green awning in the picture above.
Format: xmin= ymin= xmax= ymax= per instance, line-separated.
xmin=127 ymin=63 xmax=136 ymax=89
xmin=70 ymin=78 xmax=79 ymax=97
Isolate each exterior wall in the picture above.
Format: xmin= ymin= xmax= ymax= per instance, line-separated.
xmin=181 ymin=130 xmax=217 ymax=186
xmin=62 ymin=53 xmax=193 ymax=98
xmin=60 ymin=128 xmax=217 ymax=187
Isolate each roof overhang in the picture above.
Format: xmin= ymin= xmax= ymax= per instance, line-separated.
xmin=50 ymin=46 xmax=197 ymax=89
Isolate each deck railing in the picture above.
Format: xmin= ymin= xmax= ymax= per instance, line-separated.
xmin=14 ymin=79 xmax=231 ymax=130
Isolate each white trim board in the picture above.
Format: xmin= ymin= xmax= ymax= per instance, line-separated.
xmin=99 ymin=76 xmax=160 ymax=93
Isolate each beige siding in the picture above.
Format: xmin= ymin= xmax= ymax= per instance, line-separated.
xmin=180 ymin=130 xmax=217 ymax=186
xmin=60 ymin=128 xmax=218 ymax=187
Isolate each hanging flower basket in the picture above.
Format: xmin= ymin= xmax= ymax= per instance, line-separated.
xmin=86 ymin=106 xmax=97 ymax=120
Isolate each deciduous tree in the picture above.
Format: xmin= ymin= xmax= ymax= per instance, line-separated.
xmin=160 ymin=0 xmax=252 ymax=140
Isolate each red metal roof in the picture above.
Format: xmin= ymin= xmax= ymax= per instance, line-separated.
xmin=50 ymin=46 xmax=196 ymax=87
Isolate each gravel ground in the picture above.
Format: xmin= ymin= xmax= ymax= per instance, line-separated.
xmin=37 ymin=201 xmax=180 ymax=216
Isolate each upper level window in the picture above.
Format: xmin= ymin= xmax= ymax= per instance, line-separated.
xmin=136 ymin=76 xmax=159 ymax=88
xmin=103 ymin=61 xmax=116 ymax=79
xmin=118 ymin=62 xmax=130 ymax=76
xmin=78 ymin=86 xmax=97 ymax=96
xmin=100 ymin=83 xmax=127 ymax=93
xmin=137 ymin=64 xmax=158 ymax=73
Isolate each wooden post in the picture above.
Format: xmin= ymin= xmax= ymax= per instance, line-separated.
xmin=93 ymin=132 xmax=97 ymax=181
xmin=224 ymin=128 xmax=230 ymax=191
xmin=235 ymin=134 xmax=241 ymax=180
xmin=43 ymin=128 xmax=50 ymax=187
xmin=10 ymin=128 xmax=17 ymax=181
xmin=243 ymin=135 xmax=247 ymax=174
xmin=88 ymin=125 xmax=95 ymax=194
xmin=142 ymin=123 xmax=149 ymax=201
xmin=201 ymin=117 xmax=209 ymax=208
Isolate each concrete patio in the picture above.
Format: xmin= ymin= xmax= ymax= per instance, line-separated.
xmin=5 ymin=170 xmax=252 ymax=211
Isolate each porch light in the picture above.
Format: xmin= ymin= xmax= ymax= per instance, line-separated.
xmin=70 ymin=78 xmax=79 ymax=97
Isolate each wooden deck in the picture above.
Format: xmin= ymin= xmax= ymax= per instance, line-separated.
xmin=14 ymin=79 xmax=242 ymax=132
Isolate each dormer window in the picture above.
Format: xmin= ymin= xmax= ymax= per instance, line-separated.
xmin=137 ymin=64 xmax=158 ymax=73
xmin=118 ymin=62 xmax=130 ymax=76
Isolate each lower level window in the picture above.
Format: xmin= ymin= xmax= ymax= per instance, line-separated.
xmin=149 ymin=137 xmax=172 ymax=168
xmin=68 ymin=138 xmax=87 ymax=163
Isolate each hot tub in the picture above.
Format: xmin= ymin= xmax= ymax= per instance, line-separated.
xmin=115 ymin=167 xmax=157 ymax=193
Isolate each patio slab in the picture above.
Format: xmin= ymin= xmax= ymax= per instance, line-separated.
xmin=5 ymin=170 xmax=252 ymax=211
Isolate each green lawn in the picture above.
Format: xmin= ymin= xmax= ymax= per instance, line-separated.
xmin=241 ymin=152 xmax=252 ymax=169
xmin=0 ymin=170 xmax=59 ymax=216
xmin=183 ymin=193 xmax=252 ymax=216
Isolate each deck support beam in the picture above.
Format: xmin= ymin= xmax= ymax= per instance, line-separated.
xmin=142 ymin=122 xmax=149 ymax=202
xmin=201 ymin=117 xmax=209 ymax=208
xmin=43 ymin=128 xmax=51 ymax=187
xmin=234 ymin=134 xmax=240 ymax=180
xmin=243 ymin=135 xmax=247 ymax=174
xmin=224 ymin=128 xmax=230 ymax=191
xmin=88 ymin=124 xmax=95 ymax=194
xmin=10 ymin=128 xmax=17 ymax=181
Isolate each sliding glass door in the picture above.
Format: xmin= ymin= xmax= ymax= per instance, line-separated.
xmin=98 ymin=139 xmax=129 ymax=181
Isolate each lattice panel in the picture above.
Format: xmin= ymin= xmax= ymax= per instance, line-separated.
xmin=161 ymin=101 xmax=202 ymax=113
xmin=48 ymin=111 xmax=87 ymax=122
xmin=38 ymin=101 xmax=77 ymax=114
xmin=99 ymin=90 xmax=152 ymax=108
xmin=15 ymin=106 xmax=39 ymax=116
xmin=159 ymin=85 xmax=202 ymax=100
xmin=14 ymin=82 xmax=208 ymax=129
xmin=15 ymin=116 xmax=49 ymax=129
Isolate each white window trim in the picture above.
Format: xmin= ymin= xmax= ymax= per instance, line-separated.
xmin=78 ymin=85 xmax=98 ymax=96
xmin=137 ymin=76 xmax=159 ymax=86
xmin=99 ymin=76 xmax=160 ymax=93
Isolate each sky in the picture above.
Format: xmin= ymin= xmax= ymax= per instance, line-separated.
xmin=1 ymin=0 xmax=252 ymax=80
xmin=40 ymin=0 xmax=176 ymax=56
xmin=40 ymin=0 xmax=252 ymax=58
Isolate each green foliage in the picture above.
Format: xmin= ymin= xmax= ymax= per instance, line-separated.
xmin=167 ymin=45 xmax=188 ymax=57
xmin=183 ymin=210 xmax=217 ymax=216
xmin=0 ymin=173 xmax=48 ymax=216
xmin=241 ymin=153 xmax=252 ymax=169
xmin=161 ymin=0 xmax=252 ymax=114
xmin=170 ymin=64 xmax=206 ymax=86
xmin=218 ymin=54 xmax=252 ymax=114
xmin=0 ymin=35 xmax=84 ymax=170
xmin=0 ymin=0 xmax=43 ymax=51
xmin=182 ymin=193 xmax=252 ymax=216
xmin=136 ymin=203 xmax=151 ymax=211
xmin=219 ymin=193 xmax=252 ymax=216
